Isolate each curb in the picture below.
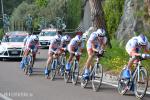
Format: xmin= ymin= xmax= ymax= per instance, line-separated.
xmin=102 ymin=73 xmax=150 ymax=95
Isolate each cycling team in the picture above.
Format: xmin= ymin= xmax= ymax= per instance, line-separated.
xmin=21 ymin=28 xmax=150 ymax=81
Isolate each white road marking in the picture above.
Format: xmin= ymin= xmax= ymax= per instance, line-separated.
xmin=0 ymin=93 xmax=13 ymax=100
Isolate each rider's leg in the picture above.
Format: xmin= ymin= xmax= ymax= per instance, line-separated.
xmin=23 ymin=49 xmax=30 ymax=65
xmin=127 ymin=56 xmax=137 ymax=70
xmin=45 ymin=52 xmax=53 ymax=75
xmin=83 ymin=49 xmax=94 ymax=78
xmin=32 ymin=53 xmax=36 ymax=67
xmin=85 ymin=49 xmax=94 ymax=69
xmin=66 ymin=53 xmax=74 ymax=71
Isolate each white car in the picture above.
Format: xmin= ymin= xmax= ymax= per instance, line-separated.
xmin=0 ymin=32 xmax=28 ymax=60
xmin=38 ymin=28 xmax=57 ymax=48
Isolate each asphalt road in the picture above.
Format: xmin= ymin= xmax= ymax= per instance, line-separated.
xmin=0 ymin=49 xmax=150 ymax=100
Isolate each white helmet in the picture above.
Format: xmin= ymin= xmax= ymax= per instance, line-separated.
xmin=55 ymin=34 xmax=62 ymax=42
xmin=96 ymin=28 xmax=106 ymax=37
xmin=137 ymin=34 xmax=148 ymax=46
xmin=64 ymin=35 xmax=71 ymax=42
xmin=74 ymin=35 xmax=82 ymax=43
xmin=32 ymin=35 xmax=39 ymax=41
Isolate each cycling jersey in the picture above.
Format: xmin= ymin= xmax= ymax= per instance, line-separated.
xmin=67 ymin=37 xmax=81 ymax=53
xmin=48 ymin=38 xmax=61 ymax=53
xmin=23 ymin=35 xmax=31 ymax=46
xmin=61 ymin=36 xmax=68 ymax=48
xmin=24 ymin=35 xmax=39 ymax=52
xmin=126 ymin=37 xmax=149 ymax=55
xmin=87 ymin=32 xmax=107 ymax=50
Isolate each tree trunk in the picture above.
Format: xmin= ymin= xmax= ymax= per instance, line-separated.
xmin=146 ymin=0 xmax=150 ymax=16
xmin=89 ymin=0 xmax=112 ymax=48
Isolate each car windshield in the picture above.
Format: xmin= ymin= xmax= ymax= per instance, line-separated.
xmin=39 ymin=31 xmax=56 ymax=36
xmin=2 ymin=35 xmax=26 ymax=42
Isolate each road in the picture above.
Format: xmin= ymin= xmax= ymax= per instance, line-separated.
xmin=0 ymin=49 xmax=150 ymax=100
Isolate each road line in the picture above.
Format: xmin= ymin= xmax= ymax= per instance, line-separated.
xmin=102 ymin=81 xmax=150 ymax=95
xmin=79 ymin=75 xmax=150 ymax=95
xmin=0 ymin=93 xmax=13 ymax=100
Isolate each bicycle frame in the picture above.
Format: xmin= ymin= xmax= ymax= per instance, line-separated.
xmin=131 ymin=60 xmax=142 ymax=83
xmin=89 ymin=54 xmax=101 ymax=78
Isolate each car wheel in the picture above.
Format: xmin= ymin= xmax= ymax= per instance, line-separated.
xmin=0 ymin=58 xmax=3 ymax=61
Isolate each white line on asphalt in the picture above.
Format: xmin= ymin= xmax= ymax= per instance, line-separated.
xmin=79 ymin=75 xmax=150 ymax=95
xmin=102 ymin=81 xmax=150 ymax=95
xmin=0 ymin=93 xmax=13 ymax=100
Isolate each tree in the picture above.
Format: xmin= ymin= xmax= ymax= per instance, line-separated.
xmin=35 ymin=0 xmax=48 ymax=7
xmin=89 ymin=0 xmax=111 ymax=48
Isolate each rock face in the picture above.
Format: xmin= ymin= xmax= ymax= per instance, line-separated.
xmin=116 ymin=0 xmax=150 ymax=44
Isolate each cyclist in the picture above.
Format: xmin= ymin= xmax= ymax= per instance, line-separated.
xmin=65 ymin=32 xmax=83 ymax=72
xmin=60 ymin=35 xmax=71 ymax=51
xmin=83 ymin=28 xmax=107 ymax=79
xmin=124 ymin=34 xmax=150 ymax=79
xmin=23 ymin=35 xmax=39 ymax=70
xmin=23 ymin=32 xmax=32 ymax=46
xmin=44 ymin=30 xmax=62 ymax=78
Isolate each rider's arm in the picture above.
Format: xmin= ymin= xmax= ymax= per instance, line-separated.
xmin=130 ymin=48 xmax=141 ymax=56
xmin=91 ymin=40 xmax=98 ymax=52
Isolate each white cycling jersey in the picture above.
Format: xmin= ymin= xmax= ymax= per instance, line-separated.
xmin=87 ymin=32 xmax=107 ymax=50
xmin=24 ymin=35 xmax=39 ymax=52
xmin=125 ymin=37 xmax=149 ymax=54
xmin=67 ymin=37 xmax=81 ymax=53
xmin=61 ymin=35 xmax=68 ymax=47
xmin=23 ymin=35 xmax=30 ymax=45
xmin=48 ymin=38 xmax=61 ymax=53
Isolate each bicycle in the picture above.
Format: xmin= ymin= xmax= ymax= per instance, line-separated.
xmin=81 ymin=52 xmax=103 ymax=92
xmin=118 ymin=55 xmax=150 ymax=99
xmin=59 ymin=49 xmax=67 ymax=76
xmin=24 ymin=49 xmax=34 ymax=76
xmin=64 ymin=53 xmax=80 ymax=85
xmin=48 ymin=54 xmax=59 ymax=81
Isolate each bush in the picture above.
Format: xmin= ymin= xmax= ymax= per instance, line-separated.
xmin=103 ymin=0 xmax=124 ymax=38
xmin=0 ymin=28 xmax=4 ymax=39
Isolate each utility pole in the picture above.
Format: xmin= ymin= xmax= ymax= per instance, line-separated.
xmin=1 ymin=0 xmax=4 ymax=20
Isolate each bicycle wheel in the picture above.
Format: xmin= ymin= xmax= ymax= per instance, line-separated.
xmin=28 ymin=55 xmax=33 ymax=76
xmin=64 ymin=71 xmax=70 ymax=83
xmin=72 ymin=61 xmax=79 ymax=85
xmin=50 ymin=60 xmax=56 ymax=81
xmin=80 ymin=67 xmax=88 ymax=88
xmin=60 ymin=55 xmax=66 ymax=76
xmin=92 ymin=63 xmax=103 ymax=91
xmin=134 ymin=67 xmax=148 ymax=99
xmin=117 ymin=68 xmax=128 ymax=95
xmin=24 ymin=56 xmax=31 ymax=75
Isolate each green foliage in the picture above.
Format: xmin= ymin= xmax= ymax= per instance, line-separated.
xmin=100 ymin=39 xmax=128 ymax=73
xmin=3 ymin=0 xmax=24 ymax=15
xmin=10 ymin=0 xmax=81 ymax=30
xmin=66 ymin=0 xmax=82 ymax=29
xmin=35 ymin=0 xmax=48 ymax=7
xmin=0 ymin=28 xmax=4 ymax=39
xmin=103 ymin=0 xmax=124 ymax=38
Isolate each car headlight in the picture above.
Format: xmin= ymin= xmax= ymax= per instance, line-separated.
xmin=0 ymin=46 xmax=7 ymax=54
